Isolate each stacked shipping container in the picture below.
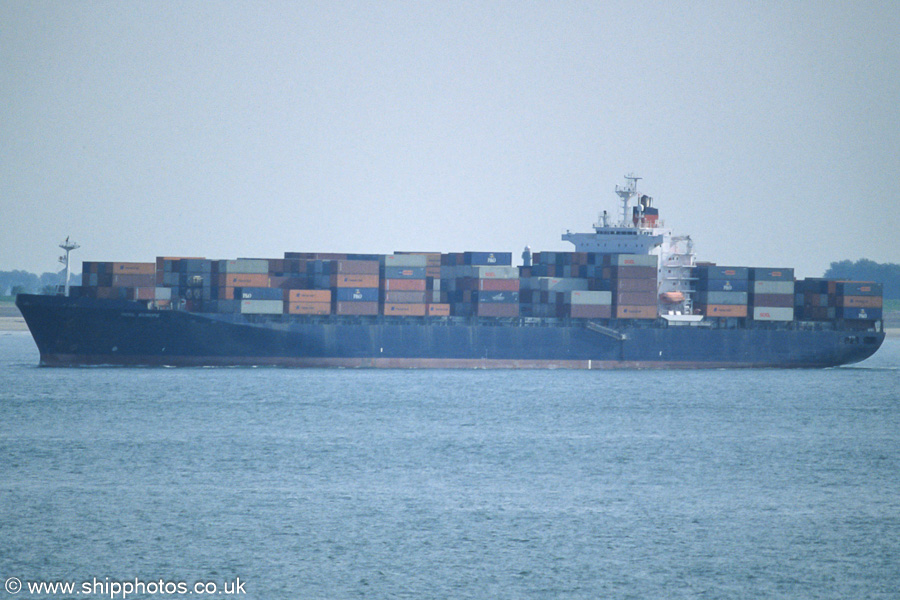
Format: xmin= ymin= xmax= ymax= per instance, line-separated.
xmin=77 ymin=253 xmax=882 ymax=327
xmin=693 ymin=266 xmax=749 ymax=318
xmin=795 ymin=279 xmax=883 ymax=321
xmin=749 ymin=268 xmax=794 ymax=321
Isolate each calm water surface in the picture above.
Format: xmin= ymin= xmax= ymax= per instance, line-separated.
xmin=2 ymin=332 xmax=899 ymax=599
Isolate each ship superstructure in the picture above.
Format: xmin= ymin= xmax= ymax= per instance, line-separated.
xmin=562 ymin=175 xmax=696 ymax=317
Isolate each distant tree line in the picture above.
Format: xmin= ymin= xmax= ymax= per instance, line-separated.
xmin=0 ymin=270 xmax=81 ymax=297
xmin=823 ymin=260 xmax=899 ymax=299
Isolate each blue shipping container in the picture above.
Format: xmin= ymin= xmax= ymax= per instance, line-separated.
xmin=694 ymin=279 xmax=749 ymax=292
xmin=383 ymin=266 xmax=427 ymax=279
xmin=473 ymin=291 xmax=520 ymax=304
xmin=464 ymin=252 xmax=512 ymax=266
xmin=749 ymin=267 xmax=794 ymax=281
xmin=234 ymin=287 xmax=283 ymax=301
xmin=694 ymin=266 xmax=749 ymax=280
xmin=836 ymin=307 xmax=883 ymax=320
xmin=836 ymin=281 xmax=883 ymax=297
xmin=335 ymin=287 xmax=379 ymax=302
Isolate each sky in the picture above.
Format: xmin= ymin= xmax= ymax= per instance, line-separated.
xmin=2 ymin=1 xmax=898 ymax=279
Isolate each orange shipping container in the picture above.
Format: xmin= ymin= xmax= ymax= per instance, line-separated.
xmin=331 ymin=274 xmax=380 ymax=288
xmin=426 ymin=303 xmax=451 ymax=316
xmin=381 ymin=278 xmax=427 ymax=291
xmin=286 ymin=301 xmax=331 ymax=315
xmin=615 ymin=305 xmax=658 ymax=319
xmin=113 ymin=262 xmax=156 ymax=275
xmin=836 ymin=295 xmax=882 ymax=308
xmin=285 ymin=289 xmax=331 ymax=302
xmin=700 ymin=304 xmax=749 ymax=318
xmin=218 ymin=273 xmax=270 ymax=287
xmin=382 ymin=303 xmax=427 ymax=316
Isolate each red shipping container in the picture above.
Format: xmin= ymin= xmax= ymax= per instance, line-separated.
xmin=381 ymin=278 xmax=427 ymax=291
xmin=334 ymin=301 xmax=378 ymax=315
xmin=750 ymin=293 xmax=793 ymax=307
xmin=476 ymin=303 xmax=519 ymax=317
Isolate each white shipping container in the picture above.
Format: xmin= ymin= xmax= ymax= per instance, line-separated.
xmin=154 ymin=287 xmax=172 ymax=300
xmin=566 ymin=290 xmax=612 ymax=305
xmin=221 ymin=259 xmax=269 ymax=274
xmin=610 ymin=254 xmax=658 ymax=267
xmin=752 ymin=307 xmax=794 ymax=321
xmin=461 ymin=266 xmax=519 ymax=279
xmin=240 ymin=299 xmax=284 ymax=314
xmin=752 ymin=281 xmax=795 ymax=295
xmin=384 ymin=254 xmax=428 ymax=268
xmin=538 ymin=277 xmax=589 ymax=292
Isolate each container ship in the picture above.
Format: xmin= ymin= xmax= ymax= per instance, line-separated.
xmin=17 ymin=176 xmax=885 ymax=368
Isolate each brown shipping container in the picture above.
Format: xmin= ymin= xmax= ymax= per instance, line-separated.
xmin=476 ymin=303 xmax=519 ymax=317
xmin=331 ymin=274 xmax=380 ymax=288
xmin=615 ymin=305 xmax=657 ymax=319
xmin=286 ymin=301 xmax=331 ymax=315
xmin=750 ymin=293 xmax=794 ymax=308
xmin=603 ymin=266 xmax=657 ymax=279
xmin=112 ymin=274 xmax=156 ymax=287
xmin=334 ymin=301 xmax=378 ymax=315
xmin=381 ymin=278 xmax=427 ymax=291
xmin=113 ymin=262 xmax=156 ymax=275
xmin=566 ymin=304 xmax=613 ymax=319
xmin=269 ymin=276 xmax=310 ymax=290
xmin=615 ymin=291 xmax=658 ymax=305
xmin=836 ymin=295 xmax=883 ymax=308
xmin=285 ymin=289 xmax=331 ymax=303
xmin=458 ymin=278 xmax=521 ymax=292
xmin=426 ymin=303 xmax=451 ymax=316
xmin=219 ymin=273 xmax=270 ymax=287
xmin=134 ymin=287 xmax=155 ymax=300
xmin=333 ymin=260 xmax=380 ymax=275
xmin=382 ymin=303 xmax=427 ymax=316
xmin=610 ymin=278 xmax=657 ymax=292
xmin=699 ymin=304 xmax=748 ymax=318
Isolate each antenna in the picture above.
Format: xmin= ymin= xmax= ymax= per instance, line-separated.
xmin=58 ymin=236 xmax=80 ymax=297
xmin=614 ymin=173 xmax=641 ymax=226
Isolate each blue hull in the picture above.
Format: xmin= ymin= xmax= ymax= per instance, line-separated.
xmin=16 ymin=295 xmax=884 ymax=368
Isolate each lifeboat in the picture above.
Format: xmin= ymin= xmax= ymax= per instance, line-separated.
xmin=659 ymin=291 xmax=685 ymax=304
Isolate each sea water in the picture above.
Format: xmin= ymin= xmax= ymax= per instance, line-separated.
xmin=1 ymin=331 xmax=898 ymax=599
